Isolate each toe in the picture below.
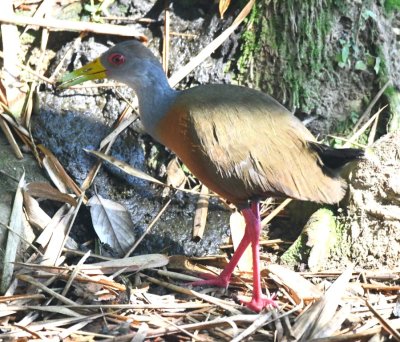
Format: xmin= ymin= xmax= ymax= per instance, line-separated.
xmin=190 ymin=274 xmax=230 ymax=288
xmin=240 ymin=295 xmax=278 ymax=312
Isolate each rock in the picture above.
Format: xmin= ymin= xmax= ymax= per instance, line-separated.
xmin=335 ymin=132 xmax=400 ymax=269
xmin=281 ymin=208 xmax=337 ymax=272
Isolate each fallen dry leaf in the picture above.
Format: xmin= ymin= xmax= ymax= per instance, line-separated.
xmin=80 ymin=254 xmax=169 ymax=275
xmin=0 ymin=173 xmax=24 ymax=294
xmin=24 ymin=182 xmax=77 ymax=206
xmin=219 ymin=0 xmax=231 ymax=19
xmin=88 ymin=193 xmax=136 ymax=257
xmin=267 ymin=264 xmax=322 ymax=305
xmin=22 ymin=192 xmax=51 ymax=230
xmin=287 ymin=267 xmax=353 ymax=341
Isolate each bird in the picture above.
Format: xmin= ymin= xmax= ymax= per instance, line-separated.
xmin=58 ymin=39 xmax=364 ymax=312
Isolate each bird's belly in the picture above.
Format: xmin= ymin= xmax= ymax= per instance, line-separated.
xmin=177 ymin=146 xmax=255 ymax=205
xmin=157 ymin=131 xmax=262 ymax=206
xmin=155 ymin=106 xmax=269 ymax=206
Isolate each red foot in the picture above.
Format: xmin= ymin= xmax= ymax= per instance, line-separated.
xmin=190 ymin=273 xmax=230 ymax=288
xmin=240 ymin=294 xmax=278 ymax=312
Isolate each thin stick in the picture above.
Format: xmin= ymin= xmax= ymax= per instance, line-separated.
xmin=0 ymin=13 xmax=147 ymax=39
xmin=0 ymin=293 xmax=45 ymax=303
xmin=140 ymin=273 xmax=242 ymax=314
xmin=153 ymin=269 xmax=202 ymax=282
xmin=5 ymin=303 xmax=211 ymax=311
xmin=162 ymin=1 xmax=170 ymax=73
xmin=63 ymin=248 xmax=115 ymax=261
xmin=0 ymin=222 xmax=44 ymax=256
xmin=365 ymin=300 xmax=400 ymax=341
xmin=61 ymin=250 xmax=91 ymax=297
xmin=343 ymin=106 xmax=387 ymax=148
xmin=81 ymin=106 xmax=132 ymax=191
xmin=353 ymin=80 xmax=391 ymax=132
xmin=192 ymin=185 xmax=209 ymax=241
xmin=361 ymin=284 xmax=400 ymax=291
xmin=168 ymin=0 xmax=255 ymax=87
xmin=220 ymin=238 xmax=291 ymax=249
xmin=0 ymin=117 xmax=23 ymax=159
xmin=367 ymin=106 xmax=381 ymax=146
xmin=261 ymin=198 xmax=292 ymax=228
xmin=16 ymin=274 xmax=77 ymax=306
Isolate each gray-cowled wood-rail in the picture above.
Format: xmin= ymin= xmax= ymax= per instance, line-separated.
xmin=58 ymin=40 xmax=363 ymax=312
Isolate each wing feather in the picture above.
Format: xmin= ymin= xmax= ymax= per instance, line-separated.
xmin=161 ymin=84 xmax=346 ymax=205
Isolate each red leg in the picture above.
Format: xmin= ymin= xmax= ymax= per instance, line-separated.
xmin=190 ymin=221 xmax=252 ymax=288
xmin=191 ymin=202 xmax=277 ymax=312
xmin=240 ymin=202 xmax=277 ymax=312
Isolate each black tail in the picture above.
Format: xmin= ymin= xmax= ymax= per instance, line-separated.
xmin=308 ymin=141 xmax=364 ymax=170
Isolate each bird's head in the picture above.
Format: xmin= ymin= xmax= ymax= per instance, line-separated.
xmin=57 ymin=40 xmax=160 ymax=88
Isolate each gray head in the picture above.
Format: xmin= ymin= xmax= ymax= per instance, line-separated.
xmin=58 ymin=40 xmax=177 ymax=137
xmin=99 ymin=40 xmax=163 ymax=86
xmin=58 ymin=40 xmax=167 ymax=91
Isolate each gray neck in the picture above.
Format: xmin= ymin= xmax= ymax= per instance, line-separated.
xmin=128 ymin=61 xmax=178 ymax=138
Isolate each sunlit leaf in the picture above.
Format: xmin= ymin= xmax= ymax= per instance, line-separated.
xmin=41 ymin=205 xmax=75 ymax=266
xmin=219 ymin=0 xmax=231 ymax=19
xmin=39 ymin=145 xmax=83 ymax=197
xmin=355 ymin=60 xmax=367 ymax=71
xmin=290 ymin=267 xmax=353 ymax=340
xmin=267 ymin=264 xmax=322 ymax=305
xmin=22 ymin=192 xmax=51 ymax=230
xmin=230 ymin=212 xmax=252 ymax=273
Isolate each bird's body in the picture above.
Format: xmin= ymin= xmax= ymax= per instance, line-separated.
xmin=59 ymin=40 xmax=363 ymax=312
xmin=156 ymin=84 xmax=347 ymax=207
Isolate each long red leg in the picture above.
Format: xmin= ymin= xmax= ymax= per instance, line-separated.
xmin=191 ymin=201 xmax=277 ymax=311
xmin=190 ymin=218 xmax=252 ymax=288
xmin=241 ymin=202 xmax=276 ymax=312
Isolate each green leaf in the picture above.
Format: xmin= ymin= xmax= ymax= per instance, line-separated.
xmin=362 ymin=9 xmax=377 ymax=20
xmin=374 ymin=57 xmax=381 ymax=74
xmin=355 ymin=60 xmax=367 ymax=71
xmin=341 ymin=44 xmax=350 ymax=63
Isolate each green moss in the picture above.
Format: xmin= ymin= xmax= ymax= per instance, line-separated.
xmin=281 ymin=208 xmax=339 ymax=270
xmin=236 ymin=0 xmax=337 ymax=110
xmin=384 ymin=0 xmax=400 ymax=13
xmin=385 ymin=87 xmax=400 ymax=132
xmin=281 ymin=231 xmax=310 ymax=266
xmin=274 ymin=0 xmax=336 ymax=109
xmin=236 ymin=2 xmax=263 ymax=77
xmin=331 ymin=217 xmax=351 ymax=260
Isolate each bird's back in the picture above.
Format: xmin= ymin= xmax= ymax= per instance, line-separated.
xmin=155 ymin=84 xmax=347 ymax=207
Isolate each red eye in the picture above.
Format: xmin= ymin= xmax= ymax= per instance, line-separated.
xmin=108 ymin=53 xmax=125 ymax=65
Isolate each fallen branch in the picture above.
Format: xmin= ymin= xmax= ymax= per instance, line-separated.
xmin=0 ymin=13 xmax=147 ymax=39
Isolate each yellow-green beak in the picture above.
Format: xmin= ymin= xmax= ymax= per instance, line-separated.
xmin=57 ymin=58 xmax=107 ymax=88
